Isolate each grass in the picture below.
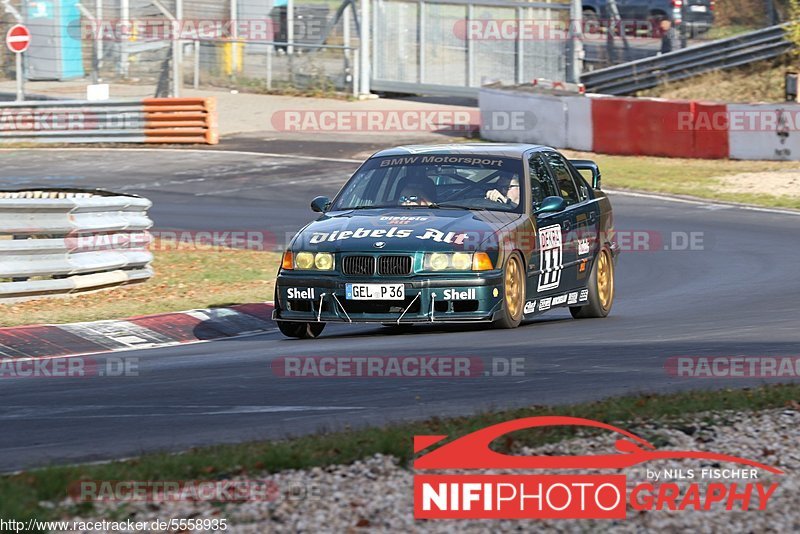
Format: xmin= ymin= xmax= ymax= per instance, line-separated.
xmin=2 ymin=383 xmax=798 ymax=524
xmin=0 ymin=242 xmax=283 ymax=327
xmin=636 ymin=56 xmax=794 ymax=103
xmin=563 ymin=149 xmax=800 ymax=209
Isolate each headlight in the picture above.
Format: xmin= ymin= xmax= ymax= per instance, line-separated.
xmin=428 ymin=253 xmax=450 ymax=271
xmin=451 ymin=252 xmax=472 ymax=270
xmin=314 ymin=252 xmax=334 ymax=270
xmin=295 ymin=251 xmax=314 ymax=270
xmin=423 ymin=252 xmax=493 ymax=271
xmin=291 ymin=251 xmax=335 ymax=271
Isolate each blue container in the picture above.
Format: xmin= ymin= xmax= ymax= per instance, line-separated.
xmin=26 ymin=0 xmax=85 ymax=80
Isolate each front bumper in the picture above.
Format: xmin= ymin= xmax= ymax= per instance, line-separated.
xmin=274 ymin=271 xmax=504 ymax=324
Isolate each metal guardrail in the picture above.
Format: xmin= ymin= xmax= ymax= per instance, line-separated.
xmin=0 ymin=190 xmax=154 ymax=301
xmin=0 ymin=98 xmax=218 ymax=144
xmin=581 ymin=24 xmax=792 ymax=95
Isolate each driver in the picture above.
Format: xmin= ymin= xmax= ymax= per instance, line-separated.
xmin=398 ymin=170 xmax=436 ymax=206
xmin=485 ymin=175 xmax=520 ymax=206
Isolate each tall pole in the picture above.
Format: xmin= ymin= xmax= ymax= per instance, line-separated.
xmin=358 ymin=0 xmax=370 ymax=96
xmin=120 ymin=0 xmax=129 ymax=76
xmin=96 ymin=0 xmax=103 ymax=64
xmin=568 ymin=0 xmax=583 ymax=83
xmin=287 ymin=0 xmax=294 ymax=54
xmin=173 ymin=0 xmax=182 ymax=95
xmin=15 ymin=51 xmax=23 ymax=101
xmin=231 ymin=0 xmax=239 ymax=73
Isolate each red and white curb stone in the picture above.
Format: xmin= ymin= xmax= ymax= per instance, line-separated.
xmin=0 ymin=303 xmax=275 ymax=359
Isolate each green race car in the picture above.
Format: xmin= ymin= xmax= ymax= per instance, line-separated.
xmin=274 ymin=143 xmax=618 ymax=338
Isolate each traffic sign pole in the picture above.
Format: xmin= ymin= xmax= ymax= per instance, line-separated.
xmin=16 ymin=51 xmax=23 ymax=102
xmin=6 ymin=24 xmax=31 ymax=102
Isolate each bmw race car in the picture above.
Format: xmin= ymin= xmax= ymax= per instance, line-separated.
xmin=274 ymin=144 xmax=618 ymax=339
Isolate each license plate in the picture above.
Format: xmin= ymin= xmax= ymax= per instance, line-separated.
xmin=345 ymin=283 xmax=405 ymax=300
xmin=690 ymin=5 xmax=707 ymax=12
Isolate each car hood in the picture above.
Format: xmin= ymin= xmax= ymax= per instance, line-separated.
xmin=292 ymin=208 xmax=522 ymax=253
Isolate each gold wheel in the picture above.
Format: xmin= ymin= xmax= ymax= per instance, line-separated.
xmin=597 ymin=249 xmax=614 ymax=310
xmin=504 ymin=255 xmax=523 ymax=319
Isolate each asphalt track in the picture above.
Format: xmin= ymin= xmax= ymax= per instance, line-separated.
xmin=1 ymin=148 xmax=799 ymax=473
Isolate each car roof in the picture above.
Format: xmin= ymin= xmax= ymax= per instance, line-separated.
xmin=370 ymin=143 xmax=553 ymax=159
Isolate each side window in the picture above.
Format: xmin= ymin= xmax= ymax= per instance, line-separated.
xmin=567 ymin=162 xmax=590 ymax=202
xmin=528 ymin=153 xmax=558 ymax=209
xmin=545 ymin=152 xmax=580 ymax=206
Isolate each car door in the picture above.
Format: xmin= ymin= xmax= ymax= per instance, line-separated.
xmin=527 ymin=152 xmax=573 ymax=303
xmin=540 ymin=151 xmax=587 ymax=295
xmin=565 ymin=159 xmax=601 ymax=288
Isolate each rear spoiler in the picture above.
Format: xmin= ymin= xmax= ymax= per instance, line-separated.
xmin=569 ymin=160 xmax=602 ymax=190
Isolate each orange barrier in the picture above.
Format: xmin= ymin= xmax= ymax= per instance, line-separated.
xmin=142 ymin=97 xmax=219 ymax=145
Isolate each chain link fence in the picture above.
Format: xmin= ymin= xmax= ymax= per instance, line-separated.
xmin=0 ymin=0 xmax=359 ymax=99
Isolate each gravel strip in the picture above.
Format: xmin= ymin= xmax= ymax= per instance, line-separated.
xmin=60 ymin=407 xmax=799 ymax=533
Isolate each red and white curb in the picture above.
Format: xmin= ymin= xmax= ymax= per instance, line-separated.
xmin=0 ymin=303 xmax=275 ymax=359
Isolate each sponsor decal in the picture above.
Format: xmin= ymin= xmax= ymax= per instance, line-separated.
xmin=552 ymin=294 xmax=567 ymax=306
xmin=567 ymin=292 xmax=578 ymax=305
xmin=286 ymin=288 xmax=315 ymax=300
xmin=413 ymin=416 xmax=783 ymax=519
xmin=579 ymin=289 xmax=589 ymax=302
xmin=416 ymin=228 xmax=469 ymax=245
xmin=524 ymin=301 xmax=536 ymax=314
xmin=379 ymin=215 xmax=430 ymax=225
xmin=538 ymin=297 xmax=552 ymax=311
xmin=537 ymin=225 xmax=563 ymax=291
xmin=379 ymin=156 xmax=506 ymax=167
xmin=443 ymin=288 xmax=477 ymax=300
xmin=309 ymin=227 xmax=412 ymax=244
xmin=578 ymin=238 xmax=590 ymax=256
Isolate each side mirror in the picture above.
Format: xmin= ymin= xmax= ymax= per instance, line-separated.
xmin=570 ymin=159 xmax=602 ymax=190
xmin=310 ymin=196 xmax=330 ymax=213
xmin=536 ymin=196 xmax=567 ymax=214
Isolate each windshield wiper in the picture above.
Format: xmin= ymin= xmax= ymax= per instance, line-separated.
xmin=432 ymin=203 xmax=489 ymax=211
xmin=341 ymin=205 xmax=398 ymax=210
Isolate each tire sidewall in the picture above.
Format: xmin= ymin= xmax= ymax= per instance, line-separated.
xmin=493 ymin=252 xmax=524 ymax=329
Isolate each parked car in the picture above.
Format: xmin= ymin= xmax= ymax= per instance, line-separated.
xmin=582 ymin=0 xmax=714 ymax=36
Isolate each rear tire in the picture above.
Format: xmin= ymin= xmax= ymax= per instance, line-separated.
xmin=277 ymin=320 xmax=326 ymax=339
xmin=570 ymin=247 xmax=614 ymax=319
xmin=492 ymin=252 xmax=525 ymax=329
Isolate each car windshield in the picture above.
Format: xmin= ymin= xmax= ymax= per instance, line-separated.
xmin=330 ymin=155 xmax=525 ymax=213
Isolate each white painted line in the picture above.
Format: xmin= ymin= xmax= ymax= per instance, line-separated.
xmin=606 ymin=189 xmax=800 ymax=216
xmin=0 ymin=406 xmax=367 ymax=420
xmin=0 ymin=147 xmax=364 ymax=164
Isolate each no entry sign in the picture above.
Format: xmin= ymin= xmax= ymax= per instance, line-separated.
xmin=6 ymin=24 xmax=31 ymax=54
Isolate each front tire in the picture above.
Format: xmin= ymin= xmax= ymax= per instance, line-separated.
xmin=277 ymin=320 xmax=326 ymax=339
xmin=570 ymin=247 xmax=614 ymax=319
xmin=492 ymin=252 xmax=525 ymax=329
